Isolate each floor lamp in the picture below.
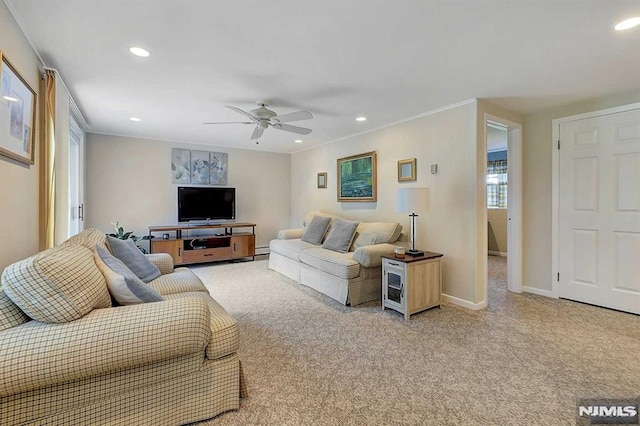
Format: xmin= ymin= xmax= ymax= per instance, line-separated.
xmin=396 ymin=187 xmax=430 ymax=256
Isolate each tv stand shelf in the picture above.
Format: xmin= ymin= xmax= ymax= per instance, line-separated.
xmin=148 ymin=222 xmax=256 ymax=266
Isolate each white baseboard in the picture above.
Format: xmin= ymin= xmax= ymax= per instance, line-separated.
xmin=255 ymin=245 xmax=270 ymax=256
xmin=522 ymin=286 xmax=555 ymax=298
xmin=442 ymin=294 xmax=487 ymax=310
xmin=488 ymin=250 xmax=507 ymax=257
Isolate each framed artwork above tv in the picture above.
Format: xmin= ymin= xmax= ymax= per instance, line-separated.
xmin=171 ymin=148 xmax=228 ymax=185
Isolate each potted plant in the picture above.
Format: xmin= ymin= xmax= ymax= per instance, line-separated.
xmin=107 ymin=222 xmax=153 ymax=253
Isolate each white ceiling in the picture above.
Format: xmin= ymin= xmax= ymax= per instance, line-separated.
xmin=5 ymin=0 xmax=640 ymax=154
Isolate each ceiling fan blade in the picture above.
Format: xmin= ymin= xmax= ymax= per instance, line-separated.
xmin=250 ymin=126 xmax=265 ymax=140
xmin=202 ymin=121 xmax=254 ymax=125
xmin=225 ymin=105 xmax=259 ymax=121
xmin=272 ymin=110 xmax=313 ymax=123
xmin=272 ymin=123 xmax=312 ymax=135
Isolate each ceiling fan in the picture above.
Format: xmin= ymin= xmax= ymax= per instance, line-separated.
xmin=204 ymin=102 xmax=313 ymax=140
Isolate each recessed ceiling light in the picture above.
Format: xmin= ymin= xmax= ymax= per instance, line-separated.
xmin=2 ymin=95 xmax=18 ymax=102
xmin=130 ymin=117 xmax=142 ymax=122
xmin=294 ymin=139 xmax=302 ymax=143
xmin=615 ymin=17 xmax=640 ymax=30
xmin=129 ymin=46 xmax=150 ymax=57
xmin=356 ymin=116 xmax=367 ymax=122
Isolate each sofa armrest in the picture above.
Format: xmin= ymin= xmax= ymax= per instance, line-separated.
xmin=0 ymin=297 xmax=210 ymax=397
xmin=277 ymin=228 xmax=304 ymax=240
xmin=352 ymin=243 xmax=406 ymax=268
xmin=145 ymin=253 xmax=174 ymax=274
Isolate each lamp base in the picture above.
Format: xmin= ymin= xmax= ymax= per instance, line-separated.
xmin=407 ymin=249 xmax=424 ymax=256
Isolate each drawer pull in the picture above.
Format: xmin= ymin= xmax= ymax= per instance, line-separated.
xmin=204 ymin=253 xmax=213 ymax=257
xmin=388 ymin=261 xmax=400 ymax=266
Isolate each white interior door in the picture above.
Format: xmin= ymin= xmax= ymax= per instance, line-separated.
xmin=558 ymin=108 xmax=640 ymax=314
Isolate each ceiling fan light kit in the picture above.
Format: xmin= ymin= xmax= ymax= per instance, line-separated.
xmin=204 ymin=101 xmax=313 ymax=140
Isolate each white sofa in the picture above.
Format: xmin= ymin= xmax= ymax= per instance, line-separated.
xmin=269 ymin=211 xmax=408 ymax=305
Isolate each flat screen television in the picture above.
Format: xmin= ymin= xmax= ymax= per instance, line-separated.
xmin=177 ymin=187 xmax=235 ymax=222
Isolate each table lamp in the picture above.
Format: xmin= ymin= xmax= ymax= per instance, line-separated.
xmin=396 ymin=187 xmax=430 ymax=256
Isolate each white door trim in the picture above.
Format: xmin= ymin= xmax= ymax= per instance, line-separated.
xmin=484 ymin=113 xmax=523 ymax=299
xmin=551 ymin=101 xmax=640 ymax=298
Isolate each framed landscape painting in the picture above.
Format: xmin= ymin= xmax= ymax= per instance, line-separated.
xmin=337 ymin=151 xmax=377 ymax=202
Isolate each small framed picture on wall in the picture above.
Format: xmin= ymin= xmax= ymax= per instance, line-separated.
xmin=317 ymin=172 xmax=327 ymax=188
xmin=397 ymin=158 xmax=417 ymax=182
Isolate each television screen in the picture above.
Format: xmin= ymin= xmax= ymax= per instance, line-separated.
xmin=178 ymin=187 xmax=235 ymax=222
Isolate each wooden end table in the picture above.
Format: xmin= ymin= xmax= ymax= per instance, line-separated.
xmin=382 ymin=251 xmax=443 ymax=320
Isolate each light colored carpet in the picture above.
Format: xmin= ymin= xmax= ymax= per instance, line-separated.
xmin=190 ymin=256 xmax=640 ymax=425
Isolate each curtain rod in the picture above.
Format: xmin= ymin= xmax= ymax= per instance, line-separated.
xmin=42 ymin=67 xmax=89 ymax=130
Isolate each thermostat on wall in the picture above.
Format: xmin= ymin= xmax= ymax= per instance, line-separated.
xmin=430 ymin=164 xmax=438 ymax=174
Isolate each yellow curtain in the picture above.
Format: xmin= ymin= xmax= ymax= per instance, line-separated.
xmin=40 ymin=70 xmax=56 ymax=250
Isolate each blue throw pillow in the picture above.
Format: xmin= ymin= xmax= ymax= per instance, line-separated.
xmin=107 ymin=236 xmax=161 ymax=283
xmin=94 ymin=246 xmax=164 ymax=305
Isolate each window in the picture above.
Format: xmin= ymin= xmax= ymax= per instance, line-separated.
xmin=487 ymin=159 xmax=507 ymax=208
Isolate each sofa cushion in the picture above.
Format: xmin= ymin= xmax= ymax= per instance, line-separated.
xmin=107 ymin=236 xmax=161 ymax=283
xmin=0 ymin=287 xmax=29 ymax=331
xmin=352 ymin=222 xmax=403 ymax=250
xmin=147 ymin=267 xmax=208 ymax=295
xmin=60 ymin=228 xmax=109 ymax=251
xmin=322 ymin=218 xmax=360 ymax=253
xmin=94 ymin=246 xmax=164 ymax=305
xmin=269 ymin=238 xmax=317 ymax=261
xmin=163 ymin=292 xmax=238 ymax=360
xmin=0 ymin=297 xmax=211 ymax=397
xmin=301 ymin=215 xmax=332 ymax=245
xmin=1 ymin=245 xmax=112 ymax=323
xmin=299 ymin=247 xmax=361 ymax=279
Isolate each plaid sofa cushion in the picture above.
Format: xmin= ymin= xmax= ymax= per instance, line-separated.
xmin=60 ymin=228 xmax=109 ymax=251
xmin=1 ymin=244 xmax=112 ymax=323
xmin=0 ymin=287 xmax=29 ymax=331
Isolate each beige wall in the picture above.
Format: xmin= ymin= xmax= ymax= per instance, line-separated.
xmin=521 ymin=90 xmax=640 ymax=292
xmin=85 ymin=134 xmax=291 ymax=250
xmin=291 ymin=101 xmax=484 ymax=306
xmin=487 ymin=209 xmax=507 ymax=254
xmin=0 ymin=3 xmax=41 ymax=271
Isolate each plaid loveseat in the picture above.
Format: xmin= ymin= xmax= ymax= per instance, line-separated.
xmin=0 ymin=229 xmax=245 ymax=425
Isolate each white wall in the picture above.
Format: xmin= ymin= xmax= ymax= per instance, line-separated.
xmin=0 ymin=2 xmax=41 ymax=271
xmin=85 ymin=134 xmax=291 ymax=249
xmin=291 ymin=101 xmax=482 ymax=306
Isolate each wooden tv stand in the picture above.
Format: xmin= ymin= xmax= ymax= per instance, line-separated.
xmin=148 ymin=222 xmax=256 ymax=266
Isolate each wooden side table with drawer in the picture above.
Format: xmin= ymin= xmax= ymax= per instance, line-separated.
xmin=382 ymin=252 xmax=443 ymax=320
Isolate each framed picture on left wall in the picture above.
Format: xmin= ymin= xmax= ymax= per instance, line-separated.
xmin=0 ymin=51 xmax=36 ymax=165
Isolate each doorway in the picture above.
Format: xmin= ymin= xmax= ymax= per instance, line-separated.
xmin=552 ymin=103 xmax=640 ymax=315
xmin=484 ymin=114 xmax=523 ymax=302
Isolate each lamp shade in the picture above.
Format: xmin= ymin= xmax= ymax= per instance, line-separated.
xmin=396 ymin=187 xmax=430 ymax=213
